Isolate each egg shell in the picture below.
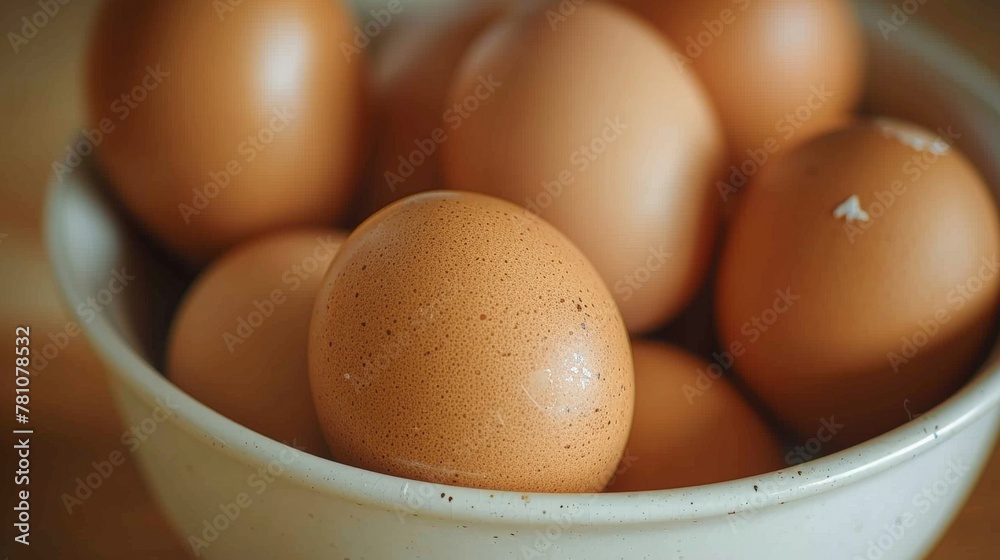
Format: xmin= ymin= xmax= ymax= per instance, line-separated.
xmin=308 ymin=191 xmax=634 ymax=493
xmin=606 ymin=341 xmax=784 ymax=492
xmin=616 ymin=0 xmax=864 ymax=165
xmin=87 ymin=0 xmax=367 ymax=264
xmin=167 ymin=229 xmax=347 ymax=457
xmin=442 ymin=1 xmax=725 ymax=334
xmin=716 ymin=120 xmax=1000 ymax=451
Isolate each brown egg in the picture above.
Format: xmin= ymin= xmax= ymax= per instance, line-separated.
xmin=87 ymin=0 xmax=366 ymax=264
xmin=365 ymin=2 xmax=504 ymax=214
xmin=716 ymin=120 xmax=1000 ymax=451
xmin=167 ymin=229 xmax=347 ymax=456
xmin=442 ymin=1 xmax=725 ymax=334
xmin=308 ymin=191 xmax=634 ymax=492
xmin=606 ymin=341 xmax=783 ymax=492
xmin=616 ymin=0 xmax=864 ymax=164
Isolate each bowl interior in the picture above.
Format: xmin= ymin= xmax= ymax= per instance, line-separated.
xmin=44 ymin=0 xmax=1000 ymax=524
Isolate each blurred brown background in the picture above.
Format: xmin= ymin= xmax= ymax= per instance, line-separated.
xmin=1 ymin=0 xmax=999 ymax=558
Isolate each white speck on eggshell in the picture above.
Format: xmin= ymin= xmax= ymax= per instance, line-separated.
xmin=833 ymin=195 xmax=870 ymax=223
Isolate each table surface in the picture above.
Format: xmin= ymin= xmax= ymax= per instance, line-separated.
xmin=1 ymin=1 xmax=998 ymax=558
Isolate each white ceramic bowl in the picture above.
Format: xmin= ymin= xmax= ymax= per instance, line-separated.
xmin=46 ymin=2 xmax=1000 ymax=559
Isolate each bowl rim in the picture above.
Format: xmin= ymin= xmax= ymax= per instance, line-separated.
xmin=45 ymin=1 xmax=1000 ymax=527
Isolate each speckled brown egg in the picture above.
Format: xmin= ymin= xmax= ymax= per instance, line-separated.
xmin=606 ymin=341 xmax=784 ymax=492
xmin=716 ymin=119 xmax=1000 ymax=452
xmin=441 ymin=1 xmax=725 ymax=335
xmin=168 ymin=229 xmax=347 ymax=457
xmin=308 ymin=191 xmax=634 ymax=492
